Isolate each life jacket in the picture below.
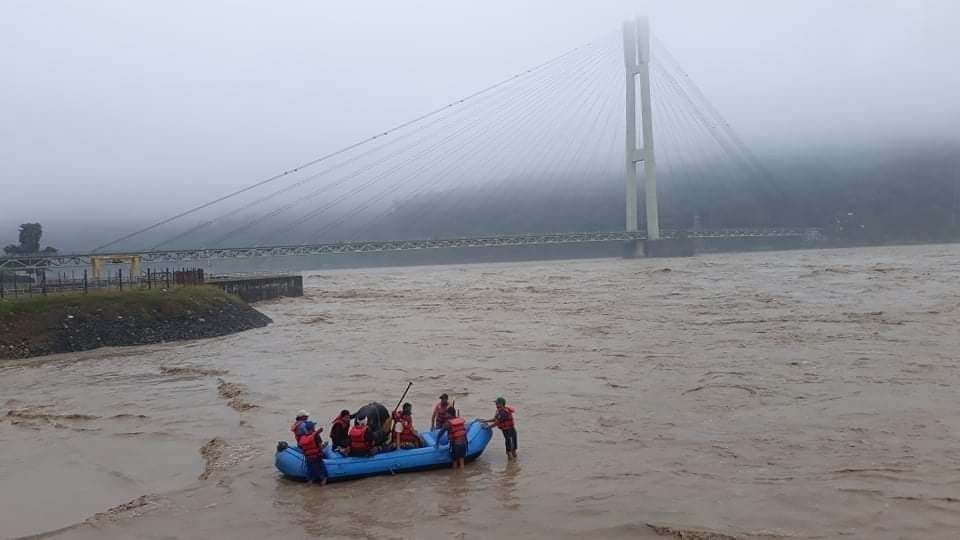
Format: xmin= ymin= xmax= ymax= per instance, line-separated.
xmin=331 ymin=416 xmax=350 ymax=436
xmin=398 ymin=415 xmax=416 ymax=442
xmin=434 ymin=402 xmax=449 ymax=426
xmin=349 ymin=424 xmax=369 ymax=452
xmin=448 ymin=417 xmax=467 ymax=444
xmin=298 ymin=432 xmax=322 ymax=460
xmin=496 ymin=406 xmax=515 ymax=430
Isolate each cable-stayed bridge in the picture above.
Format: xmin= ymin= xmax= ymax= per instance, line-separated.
xmin=0 ymin=229 xmax=816 ymax=271
xmin=0 ymin=18 xmax=818 ymax=272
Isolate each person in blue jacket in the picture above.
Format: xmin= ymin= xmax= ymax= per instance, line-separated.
xmin=296 ymin=421 xmax=328 ymax=485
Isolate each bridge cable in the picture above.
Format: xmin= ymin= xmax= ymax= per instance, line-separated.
xmin=349 ymin=41 xmax=618 ymax=239
xmin=467 ymin=42 xmax=624 ymax=234
xmin=294 ymin=43 xmax=620 ymax=243
xmin=652 ymin=35 xmax=773 ymax=182
xmin=93 ymin=39 xmax=602 ymax=253
xmin=441 ymin=40 xmax=621 ymax=235
xmin=653 ymin=71 xmax=773 ymax=226
xmin=650 ymin=73 xmax=706 ymax=228
xmin=152 ymin=85 xmax=503 ymax=249
xmin=512 ymin=53 xmax=624 ymax=233
xmin=204 ymin=44 xmax=609 ymax=247
xmin=251 ymin=45 xmax=616 ymax=245
xmin=342 ymin=39 xmax=622 ymax=240
xmin=357 ymin=39 xmax=621 ymax=239
xmin=149 ymin=42 xmax=607 ymax=249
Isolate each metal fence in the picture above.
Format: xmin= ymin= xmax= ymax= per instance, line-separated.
xmin=0 ymin=268 xmax=205 ymax=299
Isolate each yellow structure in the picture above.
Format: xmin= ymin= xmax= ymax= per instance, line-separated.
xmin=90 ymin=255 xmax=142 ymax=280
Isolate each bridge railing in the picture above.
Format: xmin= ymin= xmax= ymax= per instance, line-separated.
xmin=0 ymin=228 xmax=823 ymax=271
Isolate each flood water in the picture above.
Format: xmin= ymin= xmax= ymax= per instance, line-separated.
xmin=2 ymin=244 xmax=959 ymax=539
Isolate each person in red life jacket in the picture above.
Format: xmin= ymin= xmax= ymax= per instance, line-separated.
xmin=296 ymin=421 xmax=328 ymax=485
xmin=290 ymin=409 xmax=310 ymax=440
xmin=348 ymin=419 xmax=380 ymax=457
xmin=484 ymin=397 xmax=517 ymax=459
xmin=431 ymin=393 xmax=452 ymax=430
xmin=330 ymin=409 xmax=352 ymax=454
xmin=435 ymin=406 xmax=467 ymax=469
xmin=392 ymin=403 xmax=421 ymax=449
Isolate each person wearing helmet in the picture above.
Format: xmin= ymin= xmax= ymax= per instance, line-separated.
xmin=484 ymin=397 xmax=517 ymax=459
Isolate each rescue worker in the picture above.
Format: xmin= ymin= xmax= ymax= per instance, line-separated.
xmin=290 ymin=409 xmax=310 ymax=440
xmin=330 ymin=409 xmax=352 ymax=453
xmin=392 ymin=402 xmax=421 ymax=449
xmin=484 ymin=397 xmax=517 ymax=459
xmin=431 ymin=393 xmax=452 ymax=430
xmin=435 ymin=406 xmax=467 ymax=469
xmin=348 ymin=419 xmax=380 ymax=457
xmin=296 ymin=421 xmax=328 ymax=485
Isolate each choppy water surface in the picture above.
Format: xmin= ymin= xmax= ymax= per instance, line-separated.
xmin=2 ymin=244 xmax=959 ymax=539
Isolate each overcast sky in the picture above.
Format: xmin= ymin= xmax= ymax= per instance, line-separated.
xmin=2 ymin=0 xmax=958 ymax=247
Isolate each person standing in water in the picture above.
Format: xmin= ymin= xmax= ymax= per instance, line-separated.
xmin=290 ymin=409 xmax=310 ymax=440
xmin=296 ymin=421 xmax=328 ymax=485
xmin=436 ymin=406 xmax=467 ymax=469
xmin=431 ymin=393 xmax=451 ymax=430
xmin=484 ymin=397 xmax=517 ymax=459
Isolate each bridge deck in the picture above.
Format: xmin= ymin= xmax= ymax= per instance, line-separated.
xmin=0 ymin=229 xmax=819 ymax=270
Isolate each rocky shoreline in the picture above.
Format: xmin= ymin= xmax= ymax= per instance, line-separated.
xmin=0 ymin=287 xmax=272 ymax=360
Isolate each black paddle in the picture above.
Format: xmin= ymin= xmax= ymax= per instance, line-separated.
xmin=389 ymin=382 xmax=413 ymax=449
xmin=392 ymin=381 xmax=413 ymax=415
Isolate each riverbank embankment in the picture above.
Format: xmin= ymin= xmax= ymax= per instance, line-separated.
xmin=0 ymin=286 xmax=271 ymax=359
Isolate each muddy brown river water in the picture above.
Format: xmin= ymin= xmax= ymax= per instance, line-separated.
xmin=1 ymin=244 xmax=959 ymax=539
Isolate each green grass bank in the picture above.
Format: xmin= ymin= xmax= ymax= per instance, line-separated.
xmin=0 ymin=286 xmax=272 ymax=360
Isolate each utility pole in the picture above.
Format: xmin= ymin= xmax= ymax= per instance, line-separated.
xmin=623 ymin=16 xmax=660 ymax=239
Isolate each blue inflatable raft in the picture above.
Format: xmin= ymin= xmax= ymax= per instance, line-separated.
xmin=275 ymin=419 xmax=493 ymax=481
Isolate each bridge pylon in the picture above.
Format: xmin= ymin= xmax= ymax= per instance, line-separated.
xmin=623 ymin=16 xmax=660 ymax=239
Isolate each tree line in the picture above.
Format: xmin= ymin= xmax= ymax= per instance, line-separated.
xmin=3 ymin=223 xmax=58 ymax=256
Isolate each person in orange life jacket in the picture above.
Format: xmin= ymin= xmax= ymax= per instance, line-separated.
xmin=484 ymin=397 xmax=517 ymax=459
xmin=435 ymin=406 xmax=467 ymax=469
xmin=347 ymin=418 xmax=380 ymax=457
xmin=296 ymin=421 xmax=328 ymax=485
xmin=290 ymin=409 xmax=310 ymax=440
xmin=431 ymin=393 xmax=452 ymax=430
xmin=392 ymin=403 xmax=421 ymax=449
xmin=330 ymin=410 xmax=352 ymax=453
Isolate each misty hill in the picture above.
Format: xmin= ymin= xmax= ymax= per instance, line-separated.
xmin=324 ymin=139 xmax=960 ymax=244
xmin=5 ymin=139 xmax=957 ymax=253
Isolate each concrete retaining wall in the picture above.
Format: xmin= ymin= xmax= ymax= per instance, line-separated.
xmin=210 ymin=275 xmax=303 ymax=303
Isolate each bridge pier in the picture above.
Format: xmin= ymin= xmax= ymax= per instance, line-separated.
xmin=623 ymin=238 xmax=695 ymax=258
xmin=624 ymin=16 xmax=660 ymax=240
